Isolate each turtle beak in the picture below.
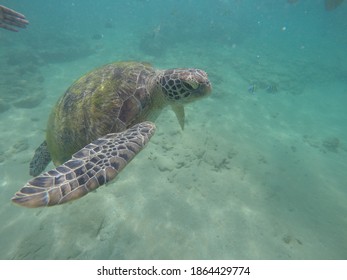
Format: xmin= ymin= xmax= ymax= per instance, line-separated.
xmin=206 ymin=80 xmax=212 ymax=93
xmin=200 ymin=80 xmax=212 ymax=97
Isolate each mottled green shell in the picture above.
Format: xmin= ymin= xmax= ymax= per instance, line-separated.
xmin=46 ymin=61 xmax=157 ymax=165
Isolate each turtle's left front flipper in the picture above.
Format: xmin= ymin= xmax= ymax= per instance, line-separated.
xmin=12 ymin=121 xmax=156 ymax=208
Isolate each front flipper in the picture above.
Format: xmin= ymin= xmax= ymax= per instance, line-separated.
xmin=171 ymin=104 xmax=185 ymax=130
xmin=12 ymin=121 xmax=156 ymax=208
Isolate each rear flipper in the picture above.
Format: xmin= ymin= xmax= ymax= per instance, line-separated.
xmin=29 ymin=141 xmax=51 ymax=176
xmin=12 ymin=121 xmax=156 ymax=208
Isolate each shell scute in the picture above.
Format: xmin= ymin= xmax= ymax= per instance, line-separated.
xmin=46 ymin=62 xmax=155 ymax=165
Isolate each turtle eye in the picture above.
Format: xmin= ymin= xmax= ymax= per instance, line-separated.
xmin=183 ymin=81 xmax=198 ymax=90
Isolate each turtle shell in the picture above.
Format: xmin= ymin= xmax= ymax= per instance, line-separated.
xmin=46 ymin=61 xmax=155 ymax=165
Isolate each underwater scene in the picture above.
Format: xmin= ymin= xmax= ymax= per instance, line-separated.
xmin=0 ymin=0 xmax=346 ymax=259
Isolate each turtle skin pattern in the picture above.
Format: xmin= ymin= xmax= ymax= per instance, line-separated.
xmin=12 ymin=122 xmax=156 ymax=208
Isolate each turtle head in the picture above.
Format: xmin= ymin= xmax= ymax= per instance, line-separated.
xmin=158 ymin=68 xmax=212 ymax=104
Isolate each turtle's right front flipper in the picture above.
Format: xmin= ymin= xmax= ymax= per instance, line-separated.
xmin=12 ymin=121 xmax=156 ymax=208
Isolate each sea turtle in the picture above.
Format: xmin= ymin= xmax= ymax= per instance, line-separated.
xmin=12 ymin=61 xmax=211 ymax=208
